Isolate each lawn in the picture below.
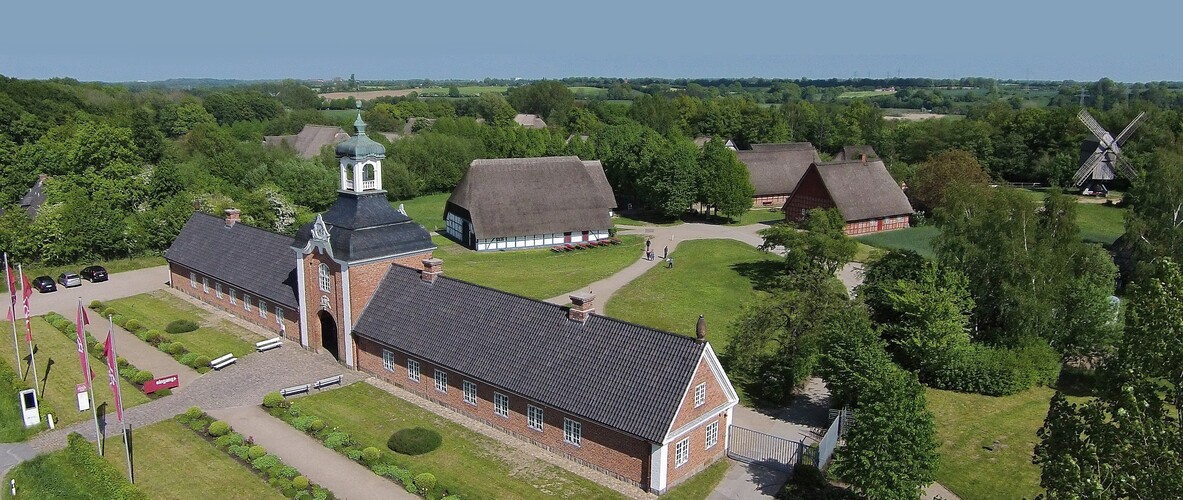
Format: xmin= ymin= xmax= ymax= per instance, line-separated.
xmin=854 ymin=226 xmax=939 ymax=259
xmin=0 ymin=368 xmax=32 ymax=442
xmin=569 ymin=86 xmax=609 ymax=98
xmin=432 ymin=235 xmax=645 ymax=300
xmin=613 ymin=213 xmax=684 ymax=226
xmin=286 ymin=382 xmax=624 ymax=499
xmin=926 ymin=386 xmax=1087 ymax=500
xmin=392 ymin=192 xmax=449 ymax=231
xmin=604 ymin=239 xmax=779 ymax=351
xmin=103 ymin=419 xmax=283 ymax=500
xmin=414 ymin=85 xmax=508 ymax=96
xmin=3 ymin=434 xmax=140 ymax=500
xmin=1018 ymin=188 xmax=1127 ymax=244
xmin=0 ymin=255 xmax=165 ymax=294
xmin=106 ymin=292 xmax=261 ymax=362
xmin=662 ymin=459 xmax=730 ymax=500
xmin=0 ymin=318 xmax=149 ymax=432
xmin=838 ymin=90 xmax=896 ymax=99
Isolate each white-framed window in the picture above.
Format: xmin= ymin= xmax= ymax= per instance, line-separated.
xmin=215 ymin=283 xmax=223 ymax=299
xmin=407 ymin=359 xmax=420 ymax=382
xmin=202 ymin=277 xmax=209 ymax=293
xmin=463 ymin=380 xmax=477 ymax=406
xmin=189 ymin=272 xmax=196 ymax=288
xmin=527 ymin=405 xmax=544 ymax=432
xmin=563 ymin=418 xmax=582 ymax=446
xmin=675 ymin=438 xmax=690 ymax=467
xmin=705 ymin=421 xmax=719 ymax=449
xmin=382 ymin=350 xmax=395 ymax=371
xmin=694 ymin=383 xmax=706 ymax=408
xmin=319 ymin=263 xmax=332 ymax=292
xmin=434 ymin=370 xmax=447 ymax=393
xmin=244 ymin=294 xmax=252 ymax=312
xmin=229 ymin=288 xmax=237 ymax=305
xmin=494 ymin=392 xmax=509 ymax=418
xmin=259 ymin=300 xmax=268 ymax=319
xmin=275 ymin=305 xmax=283 ymax=324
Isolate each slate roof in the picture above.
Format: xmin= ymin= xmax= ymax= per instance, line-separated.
xmin=263 ymin=125 xmax=349 ymax=159
xmin=353 ymin=265 xmax=707 ymax=443
xmin=292 ymin=191 xmax=435 ymax=263
xmin=736 ymin=143 xmax=821 ymax=196
xmin=18 ymin=175 xmax=46 ymax=217
xmin=800 ymin=160 xmax=913 ymax=221
xmin=165 ymin=212 xmax=298 ymax=309
xmin=446 ymin=156 xmax=616 ymax=240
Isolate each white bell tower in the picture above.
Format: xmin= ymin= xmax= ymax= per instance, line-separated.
xmin=337 ymin=102 xmax=384 ymax=193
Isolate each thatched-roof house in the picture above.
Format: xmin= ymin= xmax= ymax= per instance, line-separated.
xmin=735 ymin=143 xmax=821 ymax=207
xmin=444 ymin=156 xmax=616 ymax=251
xmin=263 ymin=125 xmax=350 ymax=159
xmin=784 ymin=159 xmax=913 ymax=235
xmin=834 ymin=145 xmax=879 ymax=162
xmin=514 ymin=113 xmax=548 ymax=129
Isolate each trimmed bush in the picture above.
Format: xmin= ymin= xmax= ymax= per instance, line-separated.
xmin=413 ymin=473 xmax=436 ymax=496
xmin=324 ymin=431 xmax=351 ymax=450
xmin=119 ymin=366 xmax=139 ymax=380
xmin=228 ymin=444 xmax=250 ymax=460
xmin=263 ymin=392 xmax=285 ymax=408
xmin=346 ymin=449 xmax=363 ymax=461
xmin=274 ymin=465 xmax=299 ymax=480
xmin=924 ymin=341 xmax=1061 ymax=396
xmin=132 ymin=370 xmax=154 ymax=385
xmin=168 ymin=342 xmax=187 ymax=356
xmin=157 ymin=342 xmax=173 ymax=354
xmin=361 ymin=446 xmax=381 ymax=463
xmin=124 ymin=319 xmax=142 ymax=332
xmin=89 ymin=300 xmax=104 ymax=310
xmin=182 ymin=406 xmax=204 ymax=422
xmin=166 ymin=319 xmax=199 ymax=334
xmin=179 ymin=353 xmax=199 ymax=367
xmin=116 ymin=356 xmax=129 ymax=368
xmin=248 ymin=445 xmax=267 ymax=460
xmin=312 ymin=487 xmax=329 ymax=500
xmin=101 ymin=307 xmax=116 ymax=317
xmin=193 ymin=356 xmax=211 ymax=368
xmin=292 ymin=475 xmax=310 ymax=490
xmin=251 ymin=454 xmax=282 ymax=473
xmin=215 ymin=432 xmax=245 ymax=448
xmin=387 ymin=427 xmax=442 ymax=455
xmin=292 ymin=415 xmax=316 ymax=432
xmin=208 ymin=421 xmax=231 ymax=437
xmin=144 ymin=329 xmax=165 ymax=344
xmin=111 ymin=314 xmax=127 ymax=327
xmin=309 ymin=419 xmax=325 ymax=432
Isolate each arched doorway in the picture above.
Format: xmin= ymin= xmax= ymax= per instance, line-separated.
xmin=318 ymin=310 xmax=339 ymax=360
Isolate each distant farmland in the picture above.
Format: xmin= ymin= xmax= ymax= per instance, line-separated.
xmin=319 ymin=89 xmax=419 ymax=101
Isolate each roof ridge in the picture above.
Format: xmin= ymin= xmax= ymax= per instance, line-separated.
xmin=190 ymin=211 xmax=287 ymax=239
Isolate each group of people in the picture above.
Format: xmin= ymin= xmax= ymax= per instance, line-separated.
xmin=645 ymin=240 xmax=673 ymax=268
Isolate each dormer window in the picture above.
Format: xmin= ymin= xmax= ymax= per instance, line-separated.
xmin=319 ymin=263 xmax=332 ymax=292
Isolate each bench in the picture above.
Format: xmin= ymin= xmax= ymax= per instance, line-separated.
xmin=210 ymin=353 xmax=237 ymax=370
xmin=312 ymin=375 xmax=343 ymax=390
xmin=280 ymin=384 xmax=310 ymax=397
xmin=255 ymin=337 xmax=283 ymax=352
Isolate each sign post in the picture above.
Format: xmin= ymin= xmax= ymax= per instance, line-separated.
xmin=143 ymin=374 xmax=179 ymax=394
xmin=17 ymin=389 xmax=38 ymax=428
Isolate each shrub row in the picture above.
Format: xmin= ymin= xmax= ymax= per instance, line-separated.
xmin=922 ymin=340 xmax=1062 ymax=396
xmin=40 ymin=313 xmax=167 ymax=397
xmin=88 ymin=302 xmax=210 ymax=372
xmin=262 ymin=393 xmax=458 ymax=499
xmin=64 ymin=432 xmax=146 ymax=499
xmin=176 ymin=407 xmax=333 ymax=500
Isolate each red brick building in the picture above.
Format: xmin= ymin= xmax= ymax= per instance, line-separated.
xmin=165 ymin=111 xmax=738 ymax=493
xmin=784 ymin=159 xmax=913 ymax=235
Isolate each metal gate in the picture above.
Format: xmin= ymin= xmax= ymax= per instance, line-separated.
xmin=726 ymin=425 xmax=815 ymax=471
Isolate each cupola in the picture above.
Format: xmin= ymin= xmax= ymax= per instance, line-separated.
xmin=336 ymin=102 xmax=386 ymax=193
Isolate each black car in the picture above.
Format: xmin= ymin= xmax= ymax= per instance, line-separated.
xmin=31 ymin=276 xmax=56 ymax=293
xmin=57 ymin=272 xmax=81 ymax=288
xmin=80 ymin=265 xmax=108 ymax=283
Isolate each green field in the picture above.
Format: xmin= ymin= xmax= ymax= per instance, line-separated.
xmin=1018 ymin=189 xmax=1126 ymax=244
xmin=104 ymin=419 xmax=283 ymax=500
xmin=414 ymin=85 xmax=508 ymax=97
xmin=4 ymin=434 xmax=141 ymax=500
xmin=604 ymin=239 xmax=778 ymax=351
xmin=283 ymin=382 xmax=623 ymax=499
xmin=106 ymin=292 xmax=262 ymax=364
xmin=0 ymin=318 xmax=149 ymax=433
xmin=319 ymin=109 xmax=358 ymax=122
xmin=569 ymin=86 xmax=608 ymax=98
xmin=1 ymin=255 xmax=165 ymax=294
xmin=927 ymin=387 xmax=1085 ymax=500
xmin=838 ymin=90 xmax=897 ymax=99
xmin=392 ymin=192 xmax=448 ymax=231
xmin=854 ymin=226 xmax=939 ymax=259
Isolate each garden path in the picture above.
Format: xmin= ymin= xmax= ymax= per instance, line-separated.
xmin=210 ymin=404 xmax=415 ymax=500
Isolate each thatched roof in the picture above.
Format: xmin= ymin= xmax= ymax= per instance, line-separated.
xmin=835 ymin=145 xmax=879 ymax=161
xmin=262 ymin=125 xmax=349 ymax=159
xmin=736 ymin=143 xmax=821 ymax=196
xmin=801 ymin=160 xmax=913 ymax=221
xmin=447 ymin=156 xmax=615 ymax=239
xmin=514 ymin=114 xmax=547 ymax=129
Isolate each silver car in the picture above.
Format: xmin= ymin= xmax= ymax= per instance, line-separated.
xmin=57 ymin=272 xmax=82 ymax=288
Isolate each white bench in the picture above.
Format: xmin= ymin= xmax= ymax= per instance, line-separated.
xmin=280 ymin=384 xmax=310 ymax=397
xmin=210 ymin=353 xmax=237 ymax=370
xmin=255 ymin=337 xmax=283 ymax=352
xmin=312 ymin=375 xmax=343 ymax=390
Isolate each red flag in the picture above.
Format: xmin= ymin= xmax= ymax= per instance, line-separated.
xmin=103 ymin=331 xmax=123 ymax=423
xmin=76 ymin=302 xmax=94 ymax=388
xmin=3 ymin=254 xmax=13 ymax=322
xmin=21 ymin=273 xmax=31 ymax=343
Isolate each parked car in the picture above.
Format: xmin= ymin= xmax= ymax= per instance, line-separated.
xmin=31 ymin=276 xmax=56 ymax=293
xmin=80 ymin=265 xmax=108 ymax=282
xmin=57 ymin=272 xmax=82 ymax=288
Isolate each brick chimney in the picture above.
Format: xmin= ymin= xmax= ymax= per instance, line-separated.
xmin=224 ymin=208 xmax=240 ymax=227
xmin=569 ymin=292 xmax=596 ymax=323
xmin=421 ymin=258 xmax=443 ymax=284
xmin=696 ymin=315 xmax=707 ymax=344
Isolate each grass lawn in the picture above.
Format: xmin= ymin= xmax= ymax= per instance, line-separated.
xmin=103 ymin=419 xmax=283 ymax=500
xmin=1076 ymin=203 xmax=1126 ymax=244
xmin=0 ymin=368 xmax=32 ymax=442
xmin=106 ymin=292 xmax=261 ymax=362
xmin=392 ymin=192 xmax=449 ymax=231
xmin=613 ymin=213 xmax=683 ymax=226
xmin=3 ymin=434 xmax=140 ymax=500
xmin=927 ymin=386 xmax=1088 ymax=500
xmin=854 ymin=226 xmax=939 ymax=259
xmin=854 ymin=242 xmax=885 ymax=263
xmin=838 ymin=90 xmax=896 ymax=99
xmin=414 ymin=85 xmax=508 ymax=96
xmin=288 ymin=382 xmax=624 ymax=499
xmin=569 ymin=86 xmax=609 ymax=98
xmin=662 ymin=459 xmax=730 ymax=500
xmin=0 ymin=318 xmax=149 ymax=432
xmin=0 ymin=255 xmax=165 ymax=294
xmin=604 ymin=239 xmax=779 ymax=351
xmin=432 ymin=235 xmax=645 ymax=300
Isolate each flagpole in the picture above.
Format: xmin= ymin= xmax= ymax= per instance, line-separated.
xmin=18 ymin=265 xmax=38 ymax=395
xmin=109 ymin=315 xmax=132 ymax=483
xmin=79 ymin=299 xmax=102 ymax=455
xmin=4 ymin=253 xmax=20 ymax=375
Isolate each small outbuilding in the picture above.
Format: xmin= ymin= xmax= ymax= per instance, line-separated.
xmin=783 ymin=159 xmax=913 ymax=235
xmin=444 ymin=156 xmax=616 ymax=251
xmin=735 ymin=143 xmax=821 ymax=207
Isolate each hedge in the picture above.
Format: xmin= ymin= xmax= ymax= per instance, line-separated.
xmin=208 ymin=421 xmax=230 ymax=437
xmin=923 ymin=340 xmax=1061 ymax=396
xmin=165 ymin=319 xmax=199 ymax=334
xmin=64 ymin=432 xmax=147 ymax=499
xmin=263 ymin=392 xmax=285 ymax=408
xmin=387 ymin=427 xmax=442 ymax=456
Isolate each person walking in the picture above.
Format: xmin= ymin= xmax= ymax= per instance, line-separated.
xmin=666 ymin=257 xmax=674 ymax=269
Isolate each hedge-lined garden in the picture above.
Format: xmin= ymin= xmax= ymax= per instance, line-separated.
xmin=42 ymin=311 xmax=167 ymax=397
xmin=90 ymin=297 xmax=255 ymax=373
xmin=3 ymin=432 xmax=144 ymax=499
xmin=177 ymin=407 xmax=334 ymax=499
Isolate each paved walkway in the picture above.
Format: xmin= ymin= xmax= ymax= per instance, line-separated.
xmin=211 ymin=404 xmax=414 ymax=500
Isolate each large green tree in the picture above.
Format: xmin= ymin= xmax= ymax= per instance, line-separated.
xmin=697 ymin=138 xmax=753 ymax=220
xmin=759 ymin=208 xmax=857 ymax=277
xmin=910 ymin=149 xmax=990 ymax=211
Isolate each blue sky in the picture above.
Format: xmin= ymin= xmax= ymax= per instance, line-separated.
xmin=1 ymin=0 xmax=1178 ymax=82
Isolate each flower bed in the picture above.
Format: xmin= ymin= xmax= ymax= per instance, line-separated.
xmin=41 ymin=311 xmax=169 ymax=398
xmin=176 ymin=407 xmax=333 ymax=499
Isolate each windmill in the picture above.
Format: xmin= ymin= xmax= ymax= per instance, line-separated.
xmin=1072 ymin=109 xmax=1145 ymax=195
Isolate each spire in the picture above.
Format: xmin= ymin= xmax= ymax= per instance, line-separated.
xmin=353 ymin=101 xmax=366 ymax=135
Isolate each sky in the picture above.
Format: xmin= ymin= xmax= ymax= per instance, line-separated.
xmin=2 ymin=0 xmax=1180 ymax=83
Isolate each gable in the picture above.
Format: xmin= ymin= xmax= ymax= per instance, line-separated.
xmin=664 ymin=344 xmax=739 ymax=441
